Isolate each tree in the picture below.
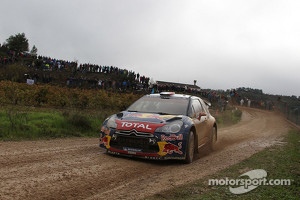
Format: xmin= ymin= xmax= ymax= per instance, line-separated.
xmin=6 ymin=33 xmax=29 ymax=52
xmin=30 ymin=45 xmax=38 ymax=55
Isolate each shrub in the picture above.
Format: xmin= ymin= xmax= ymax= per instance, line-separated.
xmin=67 ymin=113 xmax=92 ymax=131
xmin=0 ymin=81 xmax=141 ymax=110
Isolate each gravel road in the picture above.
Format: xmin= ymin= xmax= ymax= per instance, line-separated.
xmin=0 ymin=107 xmax=292 ymax=200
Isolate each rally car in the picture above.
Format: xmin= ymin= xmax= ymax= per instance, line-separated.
xmin=99 ymin=92 xmax=217 ymax=163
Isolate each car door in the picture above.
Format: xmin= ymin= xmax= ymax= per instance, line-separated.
xmin=198 ymin=99 xmax=213 ymax=142
xmin=189 ymin=98 xmax=209 ymax=148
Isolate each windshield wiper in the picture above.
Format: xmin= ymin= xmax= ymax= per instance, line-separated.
xmin=127 ymin=110 xmax=170 ymax=115
xmin=127 ymin=110 xmax=138 ymax=112
xmin=156 ymin=112 xmax=171 ymax=115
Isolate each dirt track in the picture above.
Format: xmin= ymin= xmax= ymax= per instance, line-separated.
xmin=0 ymin=107 xmax=293 ymax=200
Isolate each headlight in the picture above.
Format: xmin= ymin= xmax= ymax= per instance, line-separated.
xmin=106 ymin=117 xmax=117 ymax=129
xmin=100 ymin=125 xmax=110 ymax=135
xmin=100 ymin=117 xmax=116 ymax=135
xmin=155 ymin=121 xmax=183 ymax=133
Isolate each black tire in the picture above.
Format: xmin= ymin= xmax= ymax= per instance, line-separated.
xmin=184 ymin=131 xmax=195 ymax=164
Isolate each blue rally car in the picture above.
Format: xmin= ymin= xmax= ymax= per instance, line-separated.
xmin=99 ymin=92 xmax=217 ymax=163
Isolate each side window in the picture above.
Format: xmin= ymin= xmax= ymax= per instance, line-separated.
xmin=190 ymin=105 xmax=196 ymax=118
xmin=190 ymin=99 xmax=204 ymax=118
xmin=199 ymin=99 xmax=209 ymax=114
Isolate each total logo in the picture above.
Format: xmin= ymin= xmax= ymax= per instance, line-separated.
xmin=116 ymin=120 xmax=164 ymax=133
xmin=120 ymin=121 xmax=152 ymax=130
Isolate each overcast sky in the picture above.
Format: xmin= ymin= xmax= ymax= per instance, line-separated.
xmin=1 ymin=0 xmax=299 ymax=96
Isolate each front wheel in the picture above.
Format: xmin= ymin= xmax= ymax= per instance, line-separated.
xmin=184 ymin=131 xmax=195 ymax=164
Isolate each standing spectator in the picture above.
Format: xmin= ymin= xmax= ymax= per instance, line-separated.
xmin=240 ymin=98 xmax=244 ymax=106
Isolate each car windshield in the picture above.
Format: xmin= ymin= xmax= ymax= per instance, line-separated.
xmin=127 ymin=96 xmax=189 ymax=115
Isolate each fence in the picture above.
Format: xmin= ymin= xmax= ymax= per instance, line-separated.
xmin=275 ymin=100 xmax=300 ymax=126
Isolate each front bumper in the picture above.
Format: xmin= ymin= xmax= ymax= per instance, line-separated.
xmin=99 ymin=131 xmax=187 ymax=160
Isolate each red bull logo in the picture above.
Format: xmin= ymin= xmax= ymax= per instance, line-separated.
xmin=100 ymin=136 xmax=111 ymax=148
xmin=157 ymin=141 xmax=183 ymax=156
xmin=161 ymin=134 xmax=183 ymax=141
xmin=163 ymin=142 xmax=183 ymax=155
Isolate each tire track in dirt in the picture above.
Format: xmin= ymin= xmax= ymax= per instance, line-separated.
xmin=0 ymin=108 xmax=293 ymax=200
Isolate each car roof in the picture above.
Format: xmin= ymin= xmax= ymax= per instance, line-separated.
xmin=144 ymin=92 xmax=212 ymax=107
xmin=147 ymin=92 xmax=192 ymax=99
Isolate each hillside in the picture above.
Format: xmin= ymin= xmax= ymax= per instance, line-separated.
xmin=0 ymin=49 xmax=299 ymax=126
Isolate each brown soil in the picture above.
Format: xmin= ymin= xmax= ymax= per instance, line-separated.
xmin=0 ymin=107 xmax=294 ymax=200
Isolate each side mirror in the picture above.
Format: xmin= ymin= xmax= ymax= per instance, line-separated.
xmin=204 ymin=101 xmax=211 ymax=107
xmin=197 ymin=112 xmax=207 ymax=120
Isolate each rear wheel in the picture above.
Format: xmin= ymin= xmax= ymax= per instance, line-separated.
xmin=184 ymin=131 xmax=195 ymax=164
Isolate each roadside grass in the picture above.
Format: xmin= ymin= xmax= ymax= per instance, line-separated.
xmin=0 ymin=106 xmax=242 ymax=141
xmin=0 ymin=106 xmax=116 ymax=140
xmin=146 ymin=129 xmax=300 ymax=200
xmin=214 ymin=108 xmax=242 ymax=128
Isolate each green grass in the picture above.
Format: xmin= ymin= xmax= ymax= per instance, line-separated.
xmin=0 ymin=106 xmax=115 ymax=140
xmin=146 ymin=129 xmax=300 ymax=200
xmin=215 ymin=108 xmax=242 ymax=128
xmin=0 ymin=106 xmax=242 ymax=141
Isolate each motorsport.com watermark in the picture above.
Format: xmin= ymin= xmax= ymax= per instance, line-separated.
xmin=208 ymin=169 xmax=293 ymax=194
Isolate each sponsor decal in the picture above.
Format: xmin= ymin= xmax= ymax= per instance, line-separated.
xmin=149 ymin=138 xmax=156 ymax=145
xmin=120 ymin=121 xmax=152 ymax=130
xmin=144 ymin=156 xmax=161 ymax=160
xmin=123 ymin=147 xmax=142 ymax=152
xmin=100 ymin=135 xmax=111 ymax=148
xmin=107 ymin=150 xmax=120 ymax=155
xmin=161 ymin=134 xmax=183 ymax=141
xmin=126 ymin=113 xmax=176 ymax=121
xmin=163 ymin=142 xmax=183 ymax=155
xmin=116 ymin=120 xmax=164 ymax=133
xmin=157 ymin=141 xmax=183 ymax=156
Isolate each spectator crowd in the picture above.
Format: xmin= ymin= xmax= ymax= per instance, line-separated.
xmin=0 ymin=48 xmax=151 ymax=91
xmin=1 ymin=48 xmax=275 ymax=111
